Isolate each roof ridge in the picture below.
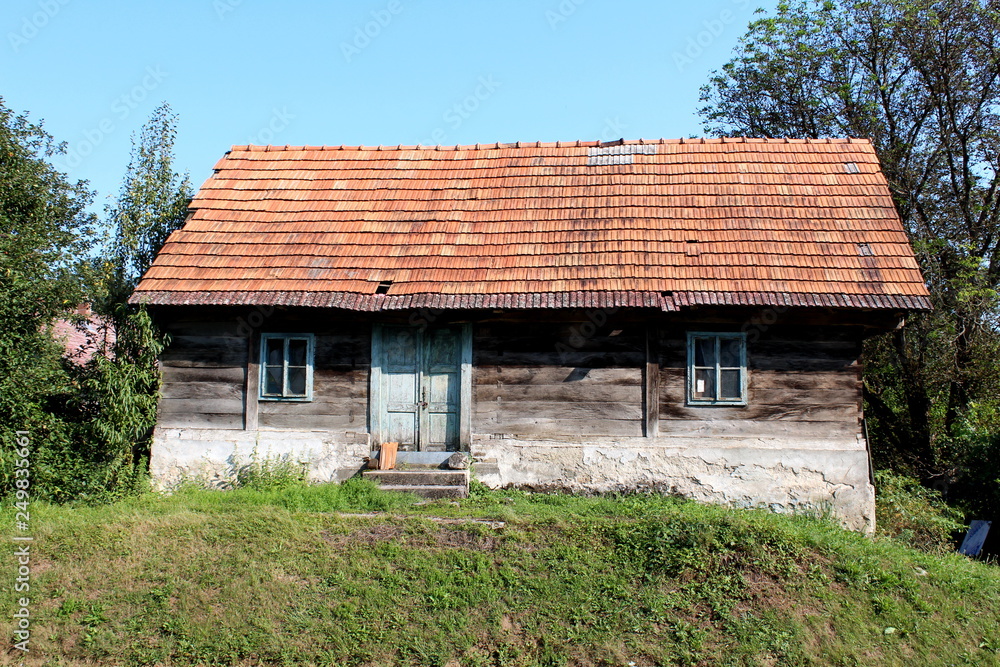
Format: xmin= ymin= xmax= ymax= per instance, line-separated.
xmin=229 ymin=137 xmax=873 ymax=153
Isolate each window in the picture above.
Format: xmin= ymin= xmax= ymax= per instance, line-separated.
xmin=687 ymin=332 xmax=747 ymax=405
xmin=260 ymin=334 xmax=314 ymax=400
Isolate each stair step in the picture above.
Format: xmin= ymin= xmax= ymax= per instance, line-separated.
xmin=377 ymin=484 xmax=469 ymax=500
xmin=363 ymin=470 xmax=469 ymax=486
xmin=369 ymin=450 xmax=459 ymax=468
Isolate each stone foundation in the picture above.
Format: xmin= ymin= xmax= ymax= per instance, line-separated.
xmin=150 ymin=428 xmax=370 ymax=489
xmin=471 ymin=435 xmax=875 ymax=533
xmin=150 ymin=428 xmax=874 ymax=533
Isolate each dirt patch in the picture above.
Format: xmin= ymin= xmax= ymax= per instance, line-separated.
xmin=322 ymin=522 xmax=406 ymax=547
xmin=322 ymin=523 xmax=503 ymax=552
xmin=430 ymin=528 xmax=503 ymax=551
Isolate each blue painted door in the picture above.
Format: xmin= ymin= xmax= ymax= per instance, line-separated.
xmin=380 ymin=326 xmax=461 ymax=451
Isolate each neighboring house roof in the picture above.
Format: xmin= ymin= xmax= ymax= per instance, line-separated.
xmin=131 ymin=138 xmax=931 ymax=312
xmin=52 ymin=305 xmax=114 ymax=364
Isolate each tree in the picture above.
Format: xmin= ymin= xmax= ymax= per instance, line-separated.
xmin=699 ymin=0 xmax=1000 ymax=493
xmin=0 ymin=99 xmax=192 ymax=503
xmin=72 ymin=102 xmax=192 ymax=498
xmin=0 ymin=96 xmax=97 ymax=496
xmin=104 ymin=101 xmax=192 ymax=301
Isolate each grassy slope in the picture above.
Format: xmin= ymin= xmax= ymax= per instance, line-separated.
xmin=2 ymin=481 xmax=999 ymax=667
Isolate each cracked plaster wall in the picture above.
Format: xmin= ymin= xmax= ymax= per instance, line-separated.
xmin=471 ymin=435 xmax=875 ymax=533
xmin=151 ymin=429 xmax=874 ymax=533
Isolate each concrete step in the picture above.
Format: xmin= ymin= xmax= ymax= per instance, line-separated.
xmin=376 ymin=484 xmax=469 ymax=500
xmin=369 ymin=450 xmax=457 ymax=469
xmin=362 ymin=470 xmax=469 ymax=486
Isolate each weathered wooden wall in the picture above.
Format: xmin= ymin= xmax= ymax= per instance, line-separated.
xmin=150 ymin=306 xmax=881 ymax=530
xmin=257 ymin=327 xmax=369 ymax=432
xmin=656 ymin=323 xmax=863 ymax=438
xmin=155 ymin=308 xmax=370 ymax=433
xmin=158 ymin=317 xmax=247 ymax=429
xmin=155 ymin=308 xmax=868 ymax=443
xmin=473 ymin=320 xmax=645 ymax=437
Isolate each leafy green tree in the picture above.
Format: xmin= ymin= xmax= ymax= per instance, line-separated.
xmin=71 ymin=102 xmax=192 ymax=499
xmin=699 ymin=0 xmax=1000 ymax=495
xmin=0 ymin=98 xmax=191 ymax=503
xmin=0 ymin=96 xmax=97 ymax=498
xmin=104 ymin=101 xmax=192 ymax=301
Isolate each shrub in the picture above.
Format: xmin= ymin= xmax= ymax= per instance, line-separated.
xmin=874 ymin=469 xmax=965 ymax=553
xmin=233 ymin=450 xmax=308 ymax=491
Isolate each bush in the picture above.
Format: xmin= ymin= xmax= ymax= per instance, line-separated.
xmin=234 ymin=450 xmax=308 ymax=491
xmin=874 ymin=470 xmax=965 ymax=553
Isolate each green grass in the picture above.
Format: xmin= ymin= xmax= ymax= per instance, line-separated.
xmin=2 ymin=479 xmax=1000 ymax=666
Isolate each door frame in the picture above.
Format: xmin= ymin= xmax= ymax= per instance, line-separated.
xmin=370 ymin=323 xmax=472 ymax=450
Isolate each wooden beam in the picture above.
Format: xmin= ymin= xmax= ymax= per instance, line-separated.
xmin=369 ymin=324 xmax=384 ymax=445
xmin=460 ymin=323 xmax=473 ymax=450
xmin=244 ymin=332 xmax=259 ymax=431
xmin=645 ymin=324 xmax=659 ymax=438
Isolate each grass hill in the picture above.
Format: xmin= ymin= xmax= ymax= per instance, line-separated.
xmin=2 ymin=480 xmax=999 ymax=666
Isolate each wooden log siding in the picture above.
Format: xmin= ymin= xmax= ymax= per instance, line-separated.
xmin=656 ymin=324 xmax=864 ymax=438
xmin=156 ymin=314 xmax=370 ymax=432
xmin=159 ymin=332 xmax=247 ymax=429
xmin=155 ymin=309 xmax=867 ymax=442
xmin=257 ymin=329 xmax=369 ymax=431
xmin=473 ymin=323 xmax=645 ymax=437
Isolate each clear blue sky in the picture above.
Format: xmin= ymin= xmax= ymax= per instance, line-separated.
xmin=1 ymin=0 xmax=773 ymax=213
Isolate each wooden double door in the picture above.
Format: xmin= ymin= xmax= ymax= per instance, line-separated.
xmin=372 ymin=325 xmax=470 ymax=452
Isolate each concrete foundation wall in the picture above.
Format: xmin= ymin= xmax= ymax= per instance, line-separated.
xmin=150 ymin=427 xmax=371 ymax=489
xmin=471 ymin=434 xmax=875 ymax=533
xmin=151 ymin=426 xmax=874 ymax=533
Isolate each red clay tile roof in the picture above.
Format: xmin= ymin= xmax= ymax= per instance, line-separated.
xmin=131 ymin=138 xmax=930 ymax=311
xmin=51 ymin=305 xmax=115 ymax=364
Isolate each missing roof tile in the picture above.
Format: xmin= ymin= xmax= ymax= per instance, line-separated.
xmin=685 ymin=240 xmax=700 ymax=257
xmin=375 ymin=281 xmax=393 ymax=294
xmin=844 ymin=162 xmax=860 ymax=174
xmin=857 ymin=243 xmax=873 ymax=256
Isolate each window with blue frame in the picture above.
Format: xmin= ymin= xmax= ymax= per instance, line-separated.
xmin=260 ymin=333 xmax=314 ymax=400
xmin=687 ymin=332 xmax=747 ymax=405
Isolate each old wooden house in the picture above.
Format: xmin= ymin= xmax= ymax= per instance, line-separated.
xmin=131 ymin=138 xmax=930 ymax=531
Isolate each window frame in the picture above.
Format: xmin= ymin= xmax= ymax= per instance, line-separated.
xmin=686 ymin=332 xmax=748 ymax=406
xmin=259 ymin=333 xmax=315 ymax=402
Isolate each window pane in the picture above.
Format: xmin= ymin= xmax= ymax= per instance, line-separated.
xmin=720 ymin=338 xmax=741 ymax=367
xmin=288 ymin=339 xmax=307 ymax=367
xmin=287 ymin=367 xmax=307 ymax=396
xmin=694 ymin=338 xmax=716 ymax=366
xmin=693 ymin=368 xmax=715 ymax=400
xmin=264 ymin=366 xmax=283 ymax=395
xmin=720 ymin=369 xmax=742 ymax=400
xmin=266 ymin=339 xmax=284 ymax=366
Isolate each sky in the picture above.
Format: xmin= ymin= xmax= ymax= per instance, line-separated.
xmin=1 ymin=0 xmax=774 ymax=214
